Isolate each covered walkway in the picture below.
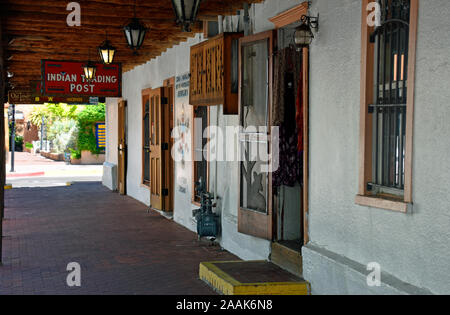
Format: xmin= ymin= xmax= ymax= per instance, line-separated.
xmin=0 ymin=182 xmax=236 ymax=295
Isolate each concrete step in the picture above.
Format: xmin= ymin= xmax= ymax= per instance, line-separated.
xmin=270 ymin=241 xmax=303 ymax=277
xmin=199 ymin=261 xmax=310 ymax=295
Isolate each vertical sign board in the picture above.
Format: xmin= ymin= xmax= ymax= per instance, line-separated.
xmin=174 ymin=73 xmax=192 ymax=195
xmin=96 ymin=122 xmax=106 ymax=150
xmin=41 ymin=60 xmax=121 ymax=97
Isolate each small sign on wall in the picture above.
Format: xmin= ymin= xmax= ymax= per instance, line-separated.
xmin=175 ymin=73 xmax=191 ymax=194
xmin=96 ymin=122 xmax=106 ymax=150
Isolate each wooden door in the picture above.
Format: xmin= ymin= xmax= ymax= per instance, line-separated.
xmin=148 ymin=87 xmax=170 ymax=211
xmin=117 ymin=100 xmax=127 ymax=195
xmin=163 ymin=79 xmax=175 ymax=212
xmin=237 ymin=30 xmax=276 ymax=240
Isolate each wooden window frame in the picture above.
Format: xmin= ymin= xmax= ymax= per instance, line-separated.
xmin=357 ymin=0 xmax=419 ymax=213
xmin=141 ymin=88 xmax=152 ymax=189
xmin=191 ymin=106 xmax=210 ymax=206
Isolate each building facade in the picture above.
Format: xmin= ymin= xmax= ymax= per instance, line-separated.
xmin=103 ymin=0 xmax=450 ymax=295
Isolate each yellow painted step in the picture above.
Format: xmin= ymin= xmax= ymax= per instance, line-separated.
xmin=199 ymin=261 xmax=310 ymax=295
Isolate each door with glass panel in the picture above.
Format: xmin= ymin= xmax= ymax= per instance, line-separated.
xmin=238 ymin=31 xmax=276 ymax=240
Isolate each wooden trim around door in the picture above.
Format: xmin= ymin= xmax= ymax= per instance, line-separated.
xmin=302 ymin=47 xmax=309 ymax=245
xmin=142 ymin=88 xmax=152 ymax=188
xmin=269 ymin=2 xmax=309 ymax=29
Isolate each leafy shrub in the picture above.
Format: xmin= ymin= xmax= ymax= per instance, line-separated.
xmin=70 ymin=148 xmax=82 ymax=160
xmin=76 ymin=104 xmax=105 ymax=155
xmin=15 ymin=136 xmax=24 ymax=151
xmin=25 ymin=142 xmax=33 ymax=149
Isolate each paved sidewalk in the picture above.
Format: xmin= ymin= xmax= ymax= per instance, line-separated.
xmin=7 ymin=152 xmax=102 ymax=178
xmin=0 ymin=182 xmax=237 ymax=295
xmin=6 ymin=152 xmax=102 ymax=187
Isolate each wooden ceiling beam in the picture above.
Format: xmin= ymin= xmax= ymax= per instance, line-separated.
xmin=1 ymin=0 xmax=262 ymax=84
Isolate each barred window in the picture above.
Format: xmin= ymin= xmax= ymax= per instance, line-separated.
xmin=368 ymin=0 xmax=411 ymax=196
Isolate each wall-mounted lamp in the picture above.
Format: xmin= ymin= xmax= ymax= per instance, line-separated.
xmin=294 ymin=14 xmax=319 ymax=48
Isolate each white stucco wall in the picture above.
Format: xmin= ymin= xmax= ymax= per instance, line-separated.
xmin=116 ymin=32 xmax=272 ymax=260
xmin=120 ymin=36 xmax=203 ymax=206
xmin=110 ymin=0 xmax=310 ymax=261
xmin=102 ymin=0 xmax=450 ymax=294
xmin=102 ymin=97 xmax=119 ymax=190
xmin=105 ymin=97 xmax=119 ymax=166
xmin=304 ymin=0 xmax=450 ymax=294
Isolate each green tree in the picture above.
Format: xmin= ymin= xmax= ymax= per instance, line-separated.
xmin=29 ymin=103 xmax=79 ymax=127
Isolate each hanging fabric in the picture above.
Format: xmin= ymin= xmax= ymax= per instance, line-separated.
xmin=272 ymin=47 xmax=301 ymax=126
xmin=272 ymin=46 xmax=303 ymax=187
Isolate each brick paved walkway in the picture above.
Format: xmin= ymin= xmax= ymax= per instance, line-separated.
xmin=0 ymin=182 xmax=237 ymax=295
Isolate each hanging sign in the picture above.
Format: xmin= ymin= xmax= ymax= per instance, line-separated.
xmin=8 ymin=90 xmax=34 ymax=104
xmin=31 ymin=81 xmax=99 ymax=104
xmin=41 ymin=60 xmax=122 ymax=97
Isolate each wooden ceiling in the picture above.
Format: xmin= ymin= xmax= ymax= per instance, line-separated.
xmin=1 ymin=0 xmax=261 ymax=89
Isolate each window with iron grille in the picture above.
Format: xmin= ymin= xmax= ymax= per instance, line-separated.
xmin=368 ymin=0 xmax=411 ymax=197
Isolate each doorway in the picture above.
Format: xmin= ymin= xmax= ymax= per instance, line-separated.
xmin=118 ymin=100 xmax=127 ymax=195
xmin=270 ymin=26 xmax=310 ymax=277
xmin=141 ymin=80 xmax=175 ymax=212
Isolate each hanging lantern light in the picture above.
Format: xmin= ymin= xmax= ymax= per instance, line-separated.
xmin=171 ymin=0 xmax=202 ymax=32
xmin=123 ymin=0 xmax=147 ymax=52
xmin=98 ymin=32 xmax=116 ymax=64
xmin=83 ymin=49 xmax=97 ymax=82
xmin=294 ymin=15 xmax=319 ymax=48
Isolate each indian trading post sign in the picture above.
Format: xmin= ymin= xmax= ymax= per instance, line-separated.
xmin=41 ymin=60 xmax=122 ymax=97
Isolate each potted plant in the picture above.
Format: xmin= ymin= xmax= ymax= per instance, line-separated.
xmin=70 ymin=149 xmax=82 ymax=165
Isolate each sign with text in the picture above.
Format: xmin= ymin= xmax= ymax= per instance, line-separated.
xmin=8 ymin=89 xmax=96 ymax=105
xmin=95 ymin=122 xmax=106 ymax=150
xmin=8 ymin=90 xmax=34 ymax=104
xmin=41 ymin=60 xmax=122 ymax=97
xmin=7 ymin=81 xmax=105 ymax=105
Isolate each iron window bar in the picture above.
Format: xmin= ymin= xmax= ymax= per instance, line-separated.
xmin=368 ymin=0 xmax=410 ymax=195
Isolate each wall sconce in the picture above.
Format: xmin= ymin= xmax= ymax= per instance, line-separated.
xmin=294 ymin=14 xmax=319 ymax=48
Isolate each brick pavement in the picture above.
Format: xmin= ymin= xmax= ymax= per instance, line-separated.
xmin=0 ymin=182 xmax=237 ymax=295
